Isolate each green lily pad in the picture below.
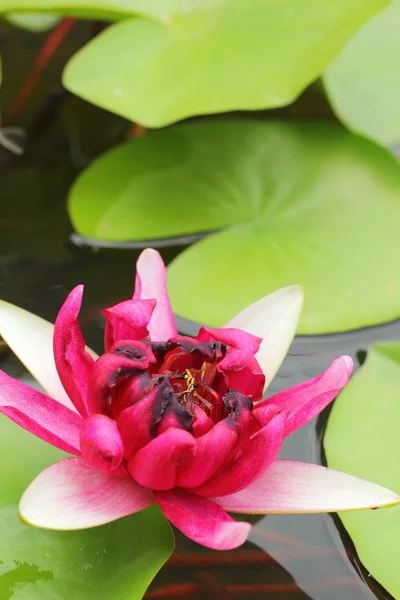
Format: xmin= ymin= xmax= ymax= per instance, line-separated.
xmin=5 ymin=13 xmax=61 ymax=31
xmin=323 ymin=0 xmax=400 ymax=145
xmin=324 ymin=344 xmax=400 ymax=599
xmin=69 ymin=119 xmax=400 ymax=334
xmin=0 ymin=0 xmax=173 ymax=21
xmin=0 ymin=408 xmax=174 ymax=599
xmin=62 ymin=0 xmax=387 ymax=127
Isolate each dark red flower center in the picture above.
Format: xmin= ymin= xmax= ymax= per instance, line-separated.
xmin=89 ymin=334 xmax=264 ymax=441
xmin=143 ymin=343 xmax=228 ymax=429
xmin=151 ymin=339 xmax=228 ymax=422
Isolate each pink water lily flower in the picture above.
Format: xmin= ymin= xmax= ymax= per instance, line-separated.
xmin=0 ymin=249 xmax=398 ymax=551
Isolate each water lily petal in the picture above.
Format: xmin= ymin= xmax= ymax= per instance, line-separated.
xmin=0 ymin=300 xmax=74 ymax=410
xmin=0 ymin=370 xmax=82 ymax=454
xmin=109 ymin=369 xmax=153 ymax=420
xmin=213 ymin=460 xmax=400 ymax=513
xmin=195 ymin=328 xmax=265 ymax=400
xmin=224 ymin=286 xmax=303 ymax=390
xmin=86 ymin=340 xmax=153 ymax=415
xmin=118 ymin=389 xmax=156 ymax=459
xmin=19 ymin=457 xmax=154 ymax=530
xmin=155 ymin=489 xmax=251 ymax=550
xmin=128 ymin=428 xmax=195 ymax=490
xmin=103 ymin=298 xmax=155 ymax=351
xmin=217 ymin=347 xmax=265 ymax=401
xmin=133 ymin=249 xmax=178 ymax=342
xmin=256 ymin=356 xmax=353 ymax=435
xmin=53 ymin=286 xmax=96 ymax=417
xmin=175 ymin=417 xmax=242 ymax=489
xmin=129 ymin=389 xmax=255 ymax=490
xmin=194 ymin=407 xmax=285 ymax=497
xmin=192 ymin=405 xmax=213 ymax=437
xmin=119 ymin=377 xmax=192 ymax=461
xmin=80 ymin=414 xmax=125 ymax=475
xmin=197 ymin=327 xmax=262 ymax=354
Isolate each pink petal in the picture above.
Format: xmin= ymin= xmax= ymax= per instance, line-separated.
xmin=256 ymin=356 xmax=353 ymax=436
xmin=80 ymin=414 xmax=125 ymax=475
xmin=133 ymin=249 xmax=177 ymax=342
xmin=196 ymin=327 xmax=262 ymax=355
xmin=194 ymin=328 xmax=265 ymax=401
xmin=194 ymin=407 xmax=286 ymax=497
xmin=119 ymin=377 xmax=192 ymax=460
xmin=103 ymin=298 xmax=155 ymax=351
xmin=0 ymin=300 xmax=76 ymax=410
xmin=217 ymin=347 xmax=265 ymax=401
xmin=128 ymin=428 xmax=195 ymax=490
xmin=155 ymin=489 xmax=251 ymax=550
xmin=0 ymin=370 xmax=83 ymax=454
xmin=86 ymin=340 xmax=153 ymax=415
xmin=53 ymin=286 xmax=96 ymax=417
xmin=117 ymin=386 xmax=157 ymax=459
xmin=192 ymin=405 xmax=213 ymax=437
xmin=19 ymin=457 xmax=154 ymax=529
xmin=128 ymin=389 xmax=255 ymax=490
xmin=225 ymin=286 xmax=303 ymax=390
xmin=175 ymin=418 xmax=242 ymax=488
xmin=213 ymin=460 xmax=400 ymax=513
xmin=108 ymin=370 xmax=153 ymax=419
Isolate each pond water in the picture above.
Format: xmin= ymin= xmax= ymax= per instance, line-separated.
xmin=0 ymin=19 xmax=398 ymax=600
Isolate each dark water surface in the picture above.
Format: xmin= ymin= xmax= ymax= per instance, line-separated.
xmin=0 ymin=20 xmax=398 ymax=600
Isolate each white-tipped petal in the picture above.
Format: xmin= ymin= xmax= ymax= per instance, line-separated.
xmin=0 ymin=300 xmax=97 ymax=410
xmin=213 ymin=460 xmax=400 ymax=514
xmin=0 ymin=300 xmax=73 ymax=408
xmin=20 ymin=458 xmax=154 ymax=530
xmin=224 ymin=286 xmax=303 ymax=389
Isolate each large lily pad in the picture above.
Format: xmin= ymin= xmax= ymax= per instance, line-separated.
xmin=62 ymin=0 xmax=387 ymax=127
xmin=5 ymin=13 xmax=61 ymax=31
xmin=324 ymin=344 xmax=400 ymax=599
xmin=69 ymin=120 xmax=400 ymax=334
xmin=323 ymin=0 xmax=400 ymax=145
xmin=0 ymin=0 xmax=173 ymax=21
xmin=0 ymin=409 xmax=174 ymax=599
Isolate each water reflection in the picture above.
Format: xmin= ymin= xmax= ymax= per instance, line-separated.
xmin=148 ymin=531 xmax=313 ymax=599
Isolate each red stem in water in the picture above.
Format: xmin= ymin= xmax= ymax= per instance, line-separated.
xmin=5 ymin=18 xmax=76 ymax=125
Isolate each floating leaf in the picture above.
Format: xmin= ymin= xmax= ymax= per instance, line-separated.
xmin=69 ymin=119 xmax=400 ymax=334
xmin=324 ymin=344 xmax=400 ymax=599
xmin=62 ymin=0 xmax=388 ymax=127
xmin=0 ymin=409 xmax=174 ymax=599
xmin=323 ymin=0 xmax=400 ymax=145
xmin=5 ymin=12 xmax=61 ymax=31
xmin=0 ymin=0 xmax=172 ymax=21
